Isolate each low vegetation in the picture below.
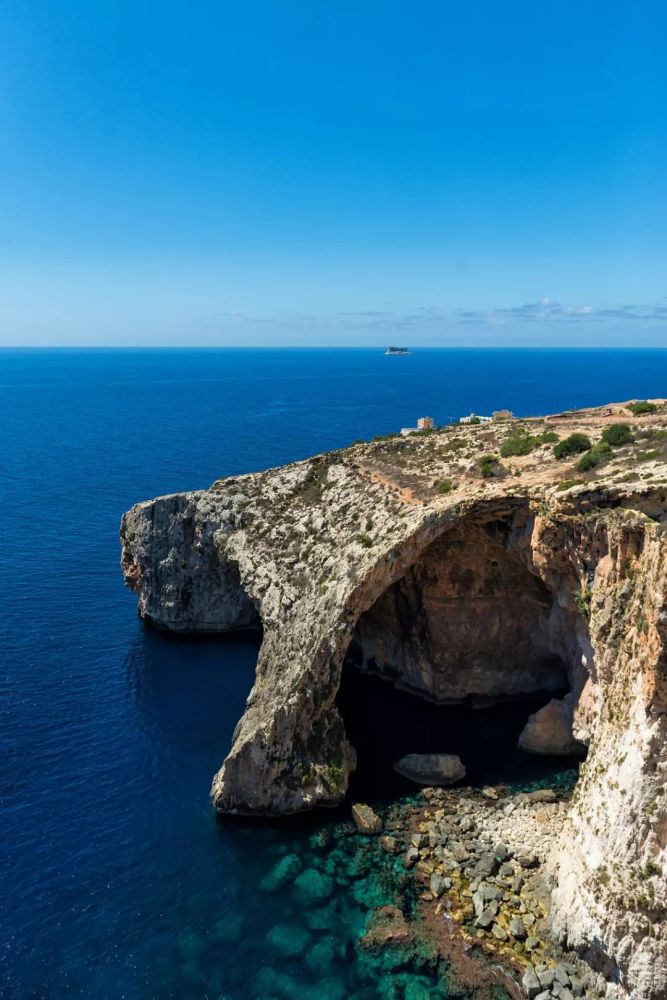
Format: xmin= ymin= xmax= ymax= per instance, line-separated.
xmin=500 ymin=429 xmax=559 ymax=457
xmin=479 ymin=454 xmax=500 ymax=478
xmin=554 ymin=433 xmax=592 ymax=460
xmin=557 ymin=478 xmax=585 ymax=491
xmin=576 ymin=442 xmax=612 ymax=472
xmin=601 ymin=423 xmax=633 ymax=447
xmin=627 ymin=401 xmax=657 ymax=416
xmin=434 ymin=479 xmax=454 ymax=493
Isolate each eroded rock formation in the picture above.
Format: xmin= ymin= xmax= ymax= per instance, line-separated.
xmin=121 ymin=401 xmax=667 ymax=999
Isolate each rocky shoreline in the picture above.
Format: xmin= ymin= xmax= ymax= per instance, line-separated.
xmin=250 ymin=772 xmax=609 ymax=1000
xmin=382 ymin=780 xmax=606 ymax=999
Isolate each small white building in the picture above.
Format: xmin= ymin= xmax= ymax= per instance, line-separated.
xmin=459 ymin=412 xmax=492 ymax=425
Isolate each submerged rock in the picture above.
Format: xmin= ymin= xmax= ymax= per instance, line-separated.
xmin=305 ymin=939 xmax=337 ymax=974
xmin=292 ymin=868 xmax=334 ymax=906
xmin=266 ymin=923 xmax=311 ymax=957
xmin=210 ymin=912 xmax=244 ymax=944
xmin=259 ymin=852 xmax=302 ymax=892
xmin=359 ymin=905 xmax=413 ymax=950
xmin=393 ymin=753 xmax=466 ymax=786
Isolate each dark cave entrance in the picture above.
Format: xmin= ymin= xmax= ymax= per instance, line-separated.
xmin=337 ymin=665 xmax=580 ymax=801
xmin=336 ymin=514 xmax=587 ymax=802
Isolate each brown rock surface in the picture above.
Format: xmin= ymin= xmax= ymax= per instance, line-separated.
xmin=351 ymin=802 xmax=382 ymax=834
xmin=359 ymin=905 xmax=413 ymax=949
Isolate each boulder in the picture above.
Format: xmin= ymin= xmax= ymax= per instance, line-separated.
xmin=475 ymin=904 xmax=497 ymax=929
xmin=393 ymin=753 xmax=465 ymax=786
xmin=554 ymin=965 xmax=571 ymax=987
xmin=522 ymin=965 xmax=541 ymax=998
xmin=351 ymin=802 xmax=382 ymax=834
xmin=429 ymin=873 xmax=451 ymax=898
xmin=522 ymin=788 xmax=557 ymax=804
xmin=509 ymin=916 xmax=527 ymax=940
xmin=379 ymin=835 xmax=400 ymax=855
xmin=536 ymin=969 xmax=554 ymax=990
xmin=403 ymin=847 xmax=420 ymax=868
xmin=518 ymin=696 xmax=585 ymax=755
xmin=473 ymin=852 xmax=500 ymax=878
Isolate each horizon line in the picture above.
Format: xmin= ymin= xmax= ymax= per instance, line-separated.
xmin=3 ymin=344 xmax=667 ymax=352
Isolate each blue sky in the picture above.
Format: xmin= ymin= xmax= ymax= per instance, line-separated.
xmin=1 ymin=1 xmax=666 ymax=346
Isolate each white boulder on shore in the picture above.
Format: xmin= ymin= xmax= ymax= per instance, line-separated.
xmin=393 ymin=753 xmax=466 ymax=786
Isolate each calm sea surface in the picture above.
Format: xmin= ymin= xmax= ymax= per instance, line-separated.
xmin=3 ymin=348 xmax=667 ymax=999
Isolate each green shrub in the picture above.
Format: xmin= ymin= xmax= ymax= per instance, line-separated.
xmin=642 ymin=860 xmax=662 ymax=879
xmin=435 ymin=479 xmax=454 ymax=493
xmin=556 ymin=478 xmax=585 ymax=491
xmin=358 ymin=533 xmax=373 ymax=548
xmin=601 ymin=423 xmax=633 ymax=447
xmin=500 ymin=429 xmax=559 ymax=457
xmin=574 ymin=588 xmax=592 ymax=613
xmin=501 ymin=434 xmax=537 ymax=457
xmin=637 ymin=449 xmax=661 ymax=463
xmin=576 ymin=442 xmax=612 ymax=472
xmin=554 ymin=433 xmax=592 ymax=460
xmin=480 ymin=454 xmax=500 ymax=478
xmin=628 ymin=401 xmax=657 ymax=416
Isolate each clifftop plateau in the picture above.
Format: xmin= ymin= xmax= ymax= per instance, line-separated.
xmin=121 ymin=400 xmax=667 ymax=999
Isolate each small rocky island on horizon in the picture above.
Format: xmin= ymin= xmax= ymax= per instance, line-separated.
xmin=121 ymin=399 xmax=667 ymax=1000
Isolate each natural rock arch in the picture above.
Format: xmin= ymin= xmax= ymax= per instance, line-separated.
xmin=210 ymin=497 xmax=591 ymax=816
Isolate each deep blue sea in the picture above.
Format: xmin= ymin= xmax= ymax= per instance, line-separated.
xmin=3 ymin=347 xmax=667 ymax=1000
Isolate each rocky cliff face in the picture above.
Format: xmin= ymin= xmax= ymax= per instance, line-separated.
xmin=121 ymin=401 xmax=667 ymax=999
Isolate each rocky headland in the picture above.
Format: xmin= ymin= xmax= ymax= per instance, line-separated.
xmin=121 ymin=400 xmax=667 ymax=999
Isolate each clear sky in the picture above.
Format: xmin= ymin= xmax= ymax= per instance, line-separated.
xmin=1 ymin=1 xmax=666 ymax=346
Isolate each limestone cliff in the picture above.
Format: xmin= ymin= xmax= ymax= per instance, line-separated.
xmin=121 ymin=401 xmax=667 ymax=999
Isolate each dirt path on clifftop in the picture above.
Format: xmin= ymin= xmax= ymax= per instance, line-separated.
xmin=358 ymin=464 xmax=425 ymax=505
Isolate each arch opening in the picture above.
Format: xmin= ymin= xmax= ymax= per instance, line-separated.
xmin=337 ymin=512 xmax=588 ymax=799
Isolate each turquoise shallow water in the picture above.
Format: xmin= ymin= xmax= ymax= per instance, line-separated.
xmin=3 ymin=348 xmax=666 ymax=999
